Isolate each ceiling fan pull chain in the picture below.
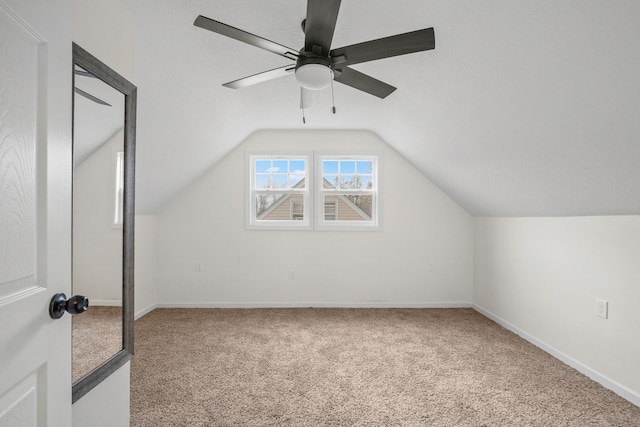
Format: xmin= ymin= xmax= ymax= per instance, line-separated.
xmin=331 ymin=79 xmax=336 ymax=114
xmin=300 ymin=90 xmax=307 ymax=124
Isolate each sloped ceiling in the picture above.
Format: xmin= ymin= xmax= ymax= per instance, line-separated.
xmin=73 ymin=65 xmax=126 ymax=167
xmin=124 ymin=0 xmax=640 ymax=216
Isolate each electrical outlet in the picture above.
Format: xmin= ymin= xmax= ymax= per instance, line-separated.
xmin=427 ymin=264 xmax=435 ymax=273
xmin=195 ymin=262 xmax=202 ymax=273
xmin=289 ymin=270 xmax=296 ymax=280
xmin=595 ymin=298 xmax=608 ymax=319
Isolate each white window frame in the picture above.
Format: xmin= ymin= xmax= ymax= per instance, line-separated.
xmin=246 ymin=152 xmax=312 ymax=230
xmin=315 ymin=153 xmax=380 ymax=231
xmin=246 ymin=151 xmax=381 ymax=231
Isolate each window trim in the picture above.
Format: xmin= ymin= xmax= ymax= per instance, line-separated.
xmin=246 ymin=152 xmax=312 ymax=230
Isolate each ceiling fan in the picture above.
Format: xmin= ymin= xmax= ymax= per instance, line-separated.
xmin=74 ymin=68 xmax=112 ymax=106
xmin=194 ymin=0 xmax=435 ymax=110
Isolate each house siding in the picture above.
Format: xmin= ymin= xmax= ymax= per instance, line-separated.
xmin=327 ymin=195 xmax=367 ymax=221
xmin=262 ymin=194 xmax=304 ymax=220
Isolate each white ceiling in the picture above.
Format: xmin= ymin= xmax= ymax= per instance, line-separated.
xmin=124 ymin=0 xmax=640 ymax=216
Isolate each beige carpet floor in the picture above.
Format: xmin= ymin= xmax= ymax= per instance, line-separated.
xmin=72 ymin=305 xmax=122 ymax=383
xmin=130 ymin=308 xmax=640 ymax=426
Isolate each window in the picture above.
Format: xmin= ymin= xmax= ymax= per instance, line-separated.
xmin=316 ymin=155 xmax=379 ymax=229
xmin=248 ymin=154 xmax=311 ymax=229
xmin=114 ymin=151 xmax=124 ymax=226
xmin=247 ymin=152 xmax=380 ymax=230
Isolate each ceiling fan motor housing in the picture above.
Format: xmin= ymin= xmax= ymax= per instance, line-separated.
xmin=295 ymin=54 xmax=334 ymax=90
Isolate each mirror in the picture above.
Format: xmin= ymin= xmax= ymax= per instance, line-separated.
xmin=71 ymin=43 xmax=136 ymax=403
xmin=72 ymin=62 xmax=124 ymax=384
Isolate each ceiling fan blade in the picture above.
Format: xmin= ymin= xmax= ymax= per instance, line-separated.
xmin=74 ymin=69 xmax=97 ymax=79
xmin=333 ymin=67 xmax=396 ymax=99
xmin=304 ymin=0 xmax=341 ymax=56
xmin=330 ymin=28 xmax=434 ymax=67
xmin=223 ymin=65 xmax=295 ymax=89
xmin=194 ymin=15 xmax=299 ymax=60
xmin=74 ymin=87 xmax=112 ymax=106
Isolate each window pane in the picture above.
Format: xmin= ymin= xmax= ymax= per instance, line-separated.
xmin=255 ymin=174 xmax=271 ymax=189
xmin=356 ymin=160 xmax=372 ymax=174
xmin=323 ymin=195 xmax=372 ymax=221
xmin=256 ymin=193 xmax=304 ymax=221
xmin=322 ymin=159 xmax=374 ymax=190
xmin=290 ymin=160 xmax=305 ymax=174
xmin=323 ymin=175 xmax=338 ymax=189
xmin=357 ymin=175 xmax=373 ymax=189
xmin=340 ymin=160 xmax=356 ymax=174
xmin=273 ymin=174 xmax=289 ymax=188
xmin=323 ymin=160 xmax=338 ymax=174
xmin=255 ymin=160 xmax=271 ymax=173
xmin=343 ymin=194 xmax=373 ymax=219
xmin=256 ymin=193 xmax=283 ymax=217
xmin=255 ymin=158 xmax=307 ymax=190
xmin=341 ymin=175 xmax=355 ymax=189
xmin=272 ymin=160 xmax=288 ymax=174
xmin=289 ymin=172 xmax=305 ymax=188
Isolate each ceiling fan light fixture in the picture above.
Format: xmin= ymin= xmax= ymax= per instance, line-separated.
xmin=295 ymin=56 xmax=333 ymax=90
xmin=295 ymin=64 xmax=333 ymax=90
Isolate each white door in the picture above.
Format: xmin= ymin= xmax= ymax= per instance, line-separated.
xmin=0 ymin=0 xmax=73 ymax=426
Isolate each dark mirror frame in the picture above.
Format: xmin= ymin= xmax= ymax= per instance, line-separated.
xmin=72 ymin=42 xmax=136 ymax=403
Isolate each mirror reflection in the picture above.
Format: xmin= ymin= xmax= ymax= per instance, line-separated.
xmin=72 ymin=64 xmax=125 ymax=383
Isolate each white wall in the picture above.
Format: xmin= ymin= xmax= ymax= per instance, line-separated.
xmin=135 ymin=215 xmax=158 ymax=317
xmin=155 ymin=130 xmax=474 ymax=307
xmin=73 ymin=130 xmax=123 ymax=304
xmin=474 ymin=216 xmax=640 ymax=405
xmin=73 ymin=0 xmax=134 ymax=81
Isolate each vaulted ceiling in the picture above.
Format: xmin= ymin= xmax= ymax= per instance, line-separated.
xmin=124 ymin=0 xmax=640 ymax=216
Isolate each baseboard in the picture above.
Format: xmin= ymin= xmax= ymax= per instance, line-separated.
xmin=89 ymin=299 xmax=121 ymax=306
xmin=135 ymin=303 xmax=157 ymax=320
xmin=155 ymin=301 xmax=474 ymax=309
xmin=473 ymin=304 xmax=640 ymax=408
xmin=135 ymin=301 xmax=472 ymax=319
